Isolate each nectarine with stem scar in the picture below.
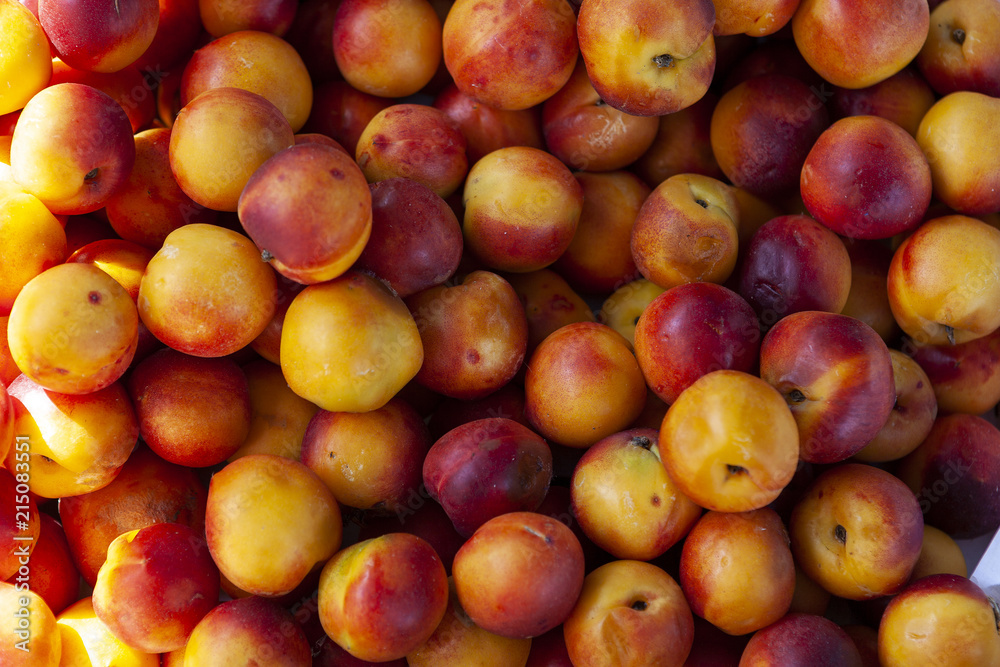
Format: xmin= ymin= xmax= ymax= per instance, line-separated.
xmin=659 ymin=370 xmax=799 ymax=513
xmin=577 ymin=0 xmax=716 ymax=117
xmin=887 ymin=214 xmax=1000 ymax=346
xmin=630 ymin=172 xmax=740 ymax=291
xmin=789 ymin=463 xmax=923 ymax=600
xmin=570 ymin=428 xmax=701 ymax=561
xmin=563 ymin=559 xmax=694 ymax=667
xmin=917 ymin=0 xmax=1000 ymax=97
xmin=760 ymin=311 xmax=896 ymax=464
xmin=10 ymin=82 xmax=137 ymax=215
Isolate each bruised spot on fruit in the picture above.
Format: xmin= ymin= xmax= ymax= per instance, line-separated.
xmin=651 ymin=495 xmax=661 ymax=506
xmin=88 ymin=291 xmax=102 ymax=304
xmin=652 ymin=54 xmax=674 ymax=68
xmin=952 ymin=28 xmax=966 ymax=45
xmin=629 ymin=598 xmax=648 ymax=611
xmin=329 ymin=168 xmax=345 ymax=180
xmin=834 ymin=524 xmax=847 ymax=544
xmin=466 ymin=349 xmax=480 ymax=364
xmin=629 ymin=435 xmax=652 ymax=451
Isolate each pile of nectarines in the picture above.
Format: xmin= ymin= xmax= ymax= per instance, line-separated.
xmin=2 ymin=0 xmax=1000 ymax=665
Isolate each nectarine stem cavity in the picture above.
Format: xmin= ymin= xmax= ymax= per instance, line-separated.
xmin=652 ymin=54 xmax=674 ymax=68
xmin=629 ymin=599 xmax=648 ymax=611
xmin=953 ymin=28 xmax=966 ymax=45
xmin=787 ymin=389 xmax=806 ymax=404
xmin=834 ymin=524 xmax=847 ymax=544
